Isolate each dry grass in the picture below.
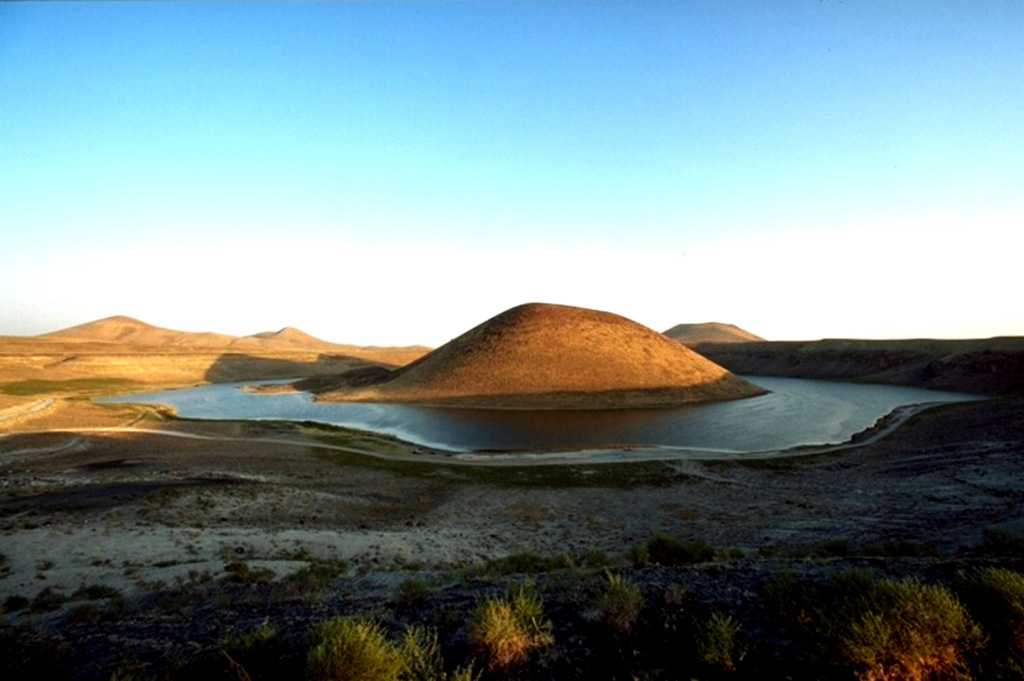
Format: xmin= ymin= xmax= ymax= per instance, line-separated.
xmin=472 ymin=583 xmax=554 ymax=670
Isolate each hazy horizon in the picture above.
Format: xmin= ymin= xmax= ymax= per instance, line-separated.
xmin=3 ymin=2 xmax=1022 ymax=346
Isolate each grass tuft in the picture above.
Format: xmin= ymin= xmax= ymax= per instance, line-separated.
xmin=596 ymin=571 xmax=644 ymax=633
xmin=697 ymin=612 xmax=747 ymax=673
xmin=306 ymin=618 xmax=406 ymax=681
xmin=471 ymin=583 xmax=554 ymax=671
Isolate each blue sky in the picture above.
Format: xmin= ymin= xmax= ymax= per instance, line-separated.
xmin=2 ymin=1 xmax=1021 ymax=345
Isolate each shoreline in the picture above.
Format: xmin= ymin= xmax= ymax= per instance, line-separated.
xmin=1 ymin=396 xmax=1021 ymax=629
xmin=0 ymin=399 xmax=958 ymax=467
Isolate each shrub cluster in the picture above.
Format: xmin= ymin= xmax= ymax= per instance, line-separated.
xmin=305 ymin=618 xmax=476 ymax=681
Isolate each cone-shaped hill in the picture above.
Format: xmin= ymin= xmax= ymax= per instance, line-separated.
xmin=302 ymin=303 xmax=767 ymax=409
xmin=664 ymin=322 xmax=765 ymax=346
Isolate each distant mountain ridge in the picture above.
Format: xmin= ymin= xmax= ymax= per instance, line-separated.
xmin=304 ymin=303 xmax=766 ymax=409
xmin=40 ymin=316 xmax=400 ymax=352
xmin=43 ymin=315 xmax=239 ymax=347
xmin=663 ymin=322 xmax=764 ymax=346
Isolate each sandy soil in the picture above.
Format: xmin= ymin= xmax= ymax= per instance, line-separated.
xmin=2 ymin=397 xmax=1023 ymax=603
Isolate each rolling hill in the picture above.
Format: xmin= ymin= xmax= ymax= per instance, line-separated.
xmin=663 ymin=322 xmax=764 ymax=346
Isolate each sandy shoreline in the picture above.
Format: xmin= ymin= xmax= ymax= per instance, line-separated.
xmin=2 ymin=396 xmax=1023 ymax=606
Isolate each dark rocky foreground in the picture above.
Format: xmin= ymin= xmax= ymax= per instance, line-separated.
xmin=5 ymin=552 xmax=1024 ymax=681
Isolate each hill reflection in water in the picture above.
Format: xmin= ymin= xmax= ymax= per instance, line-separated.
xmin=102 ymin=376 xmax=982 ymax=455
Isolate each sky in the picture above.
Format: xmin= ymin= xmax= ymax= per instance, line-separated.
xmin=1 ymin=1 xmax=1022 ymax=346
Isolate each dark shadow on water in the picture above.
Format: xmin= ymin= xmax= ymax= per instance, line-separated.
xmin=408 ymin=404 xmax=701 ymax=450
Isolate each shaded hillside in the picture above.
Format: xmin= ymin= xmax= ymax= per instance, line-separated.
xmin=304 ymin=303 xmax=765 ymax=409
xmin=663 ymin=322 xmax=764 ymax=346
xmin=696 ymin=337 xmax=1024 ymax=396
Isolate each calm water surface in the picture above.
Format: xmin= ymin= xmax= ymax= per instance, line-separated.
xmin=101 ymin=377 xmax=982 ymax=454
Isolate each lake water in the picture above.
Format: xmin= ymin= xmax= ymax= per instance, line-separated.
xmin=101 ymin=377 xmax=982 ymax=455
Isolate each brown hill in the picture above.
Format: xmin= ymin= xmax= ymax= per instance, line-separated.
xmin=305 ymin=303 xmax=766 ymax=409
xmin=42 ymin=315 xmax=238 ymax=347
xmin=247 ymin=327 xmax=329 ymax=348
xmin=664 ymin=322 xmax=764 ymax=346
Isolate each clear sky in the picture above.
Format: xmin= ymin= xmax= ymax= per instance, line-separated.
xmin=2 ymin=1 xmax=1022 ymax=346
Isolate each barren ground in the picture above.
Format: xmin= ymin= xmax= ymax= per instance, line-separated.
xmin=2 ymin=395 xmax=1023 ymax=598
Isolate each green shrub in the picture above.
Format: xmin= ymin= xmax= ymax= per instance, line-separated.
xmin=626 ymin=544 xmax=650 ymax=566
xmin=109 ymin=661 xmax=163 ymax=681
xmin=2 ymin=595 xmax=29 ymax=613
xmin=221 ymin=619 xmax=286 ymax=681
xmin=283 ymin=561 xmax=345 ymax=595
xmin=697 ymin=612 xmax=746 ymax=673
xmin=478 ymin=552 xmax=574 ymax=576
xmin=975 ymin=528 xmax=1024 ymax=557
xmin=471 ymin=583 xmax=553 ymax=670
xmin=812 ymin=572 xmax=980 ymax=681
xmin=71 ymin=584 xmax=123 ymax=600
xmin=578 ymin=550 xmax=611 ymax=568
xmin=397 ymin=577 xmax=431 ymax=606
xmin=664 ymin=582 xmax=688 ymax=606
xmin=306 ymin=618 xmax=405 ymax=681
xmin=222 ymin=561 xmax=275 ymax=584
xmin=596 ymin=572 xmax=644 ymax=633
xmin=401 ymin=625 xmax=477 ymax=681
xmin=862 ymin=539 xmax=940 ymax=558
xmin=30 ymin=586 xmax=68 ymax=613
xmin=645 ymin=535 xmax=714 ymax=566
xmin=817 ymin=540 xmax=852 ymax=557
xmin=763 ymin=570 xmax=813 ymax=626
xmin=958 ymin=567 xmax=1024 ymax=677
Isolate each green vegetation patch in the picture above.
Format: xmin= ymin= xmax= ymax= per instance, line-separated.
xmin=0 ymin=378 xmax=141 ymax=397
xmin=797 ymin=569 xmax=981 ymax=681
xmin=957 ymin=567 xmax=1024 ymax=678
xmin=307 ymin=618 xmax=406 ymax=681
xmin=305 ymin=618 xmax=476 ymax=681
xmin=630 ymin=535 xmax=716 ymax=567
xmin=596 ymin=572 xmax=644 ymax=633
xmin=697 ymin=612 xmax=747 ymax=673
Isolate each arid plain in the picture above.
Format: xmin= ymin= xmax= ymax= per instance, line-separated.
xmin=2 ymin=310 xmax=1024 ymax=679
